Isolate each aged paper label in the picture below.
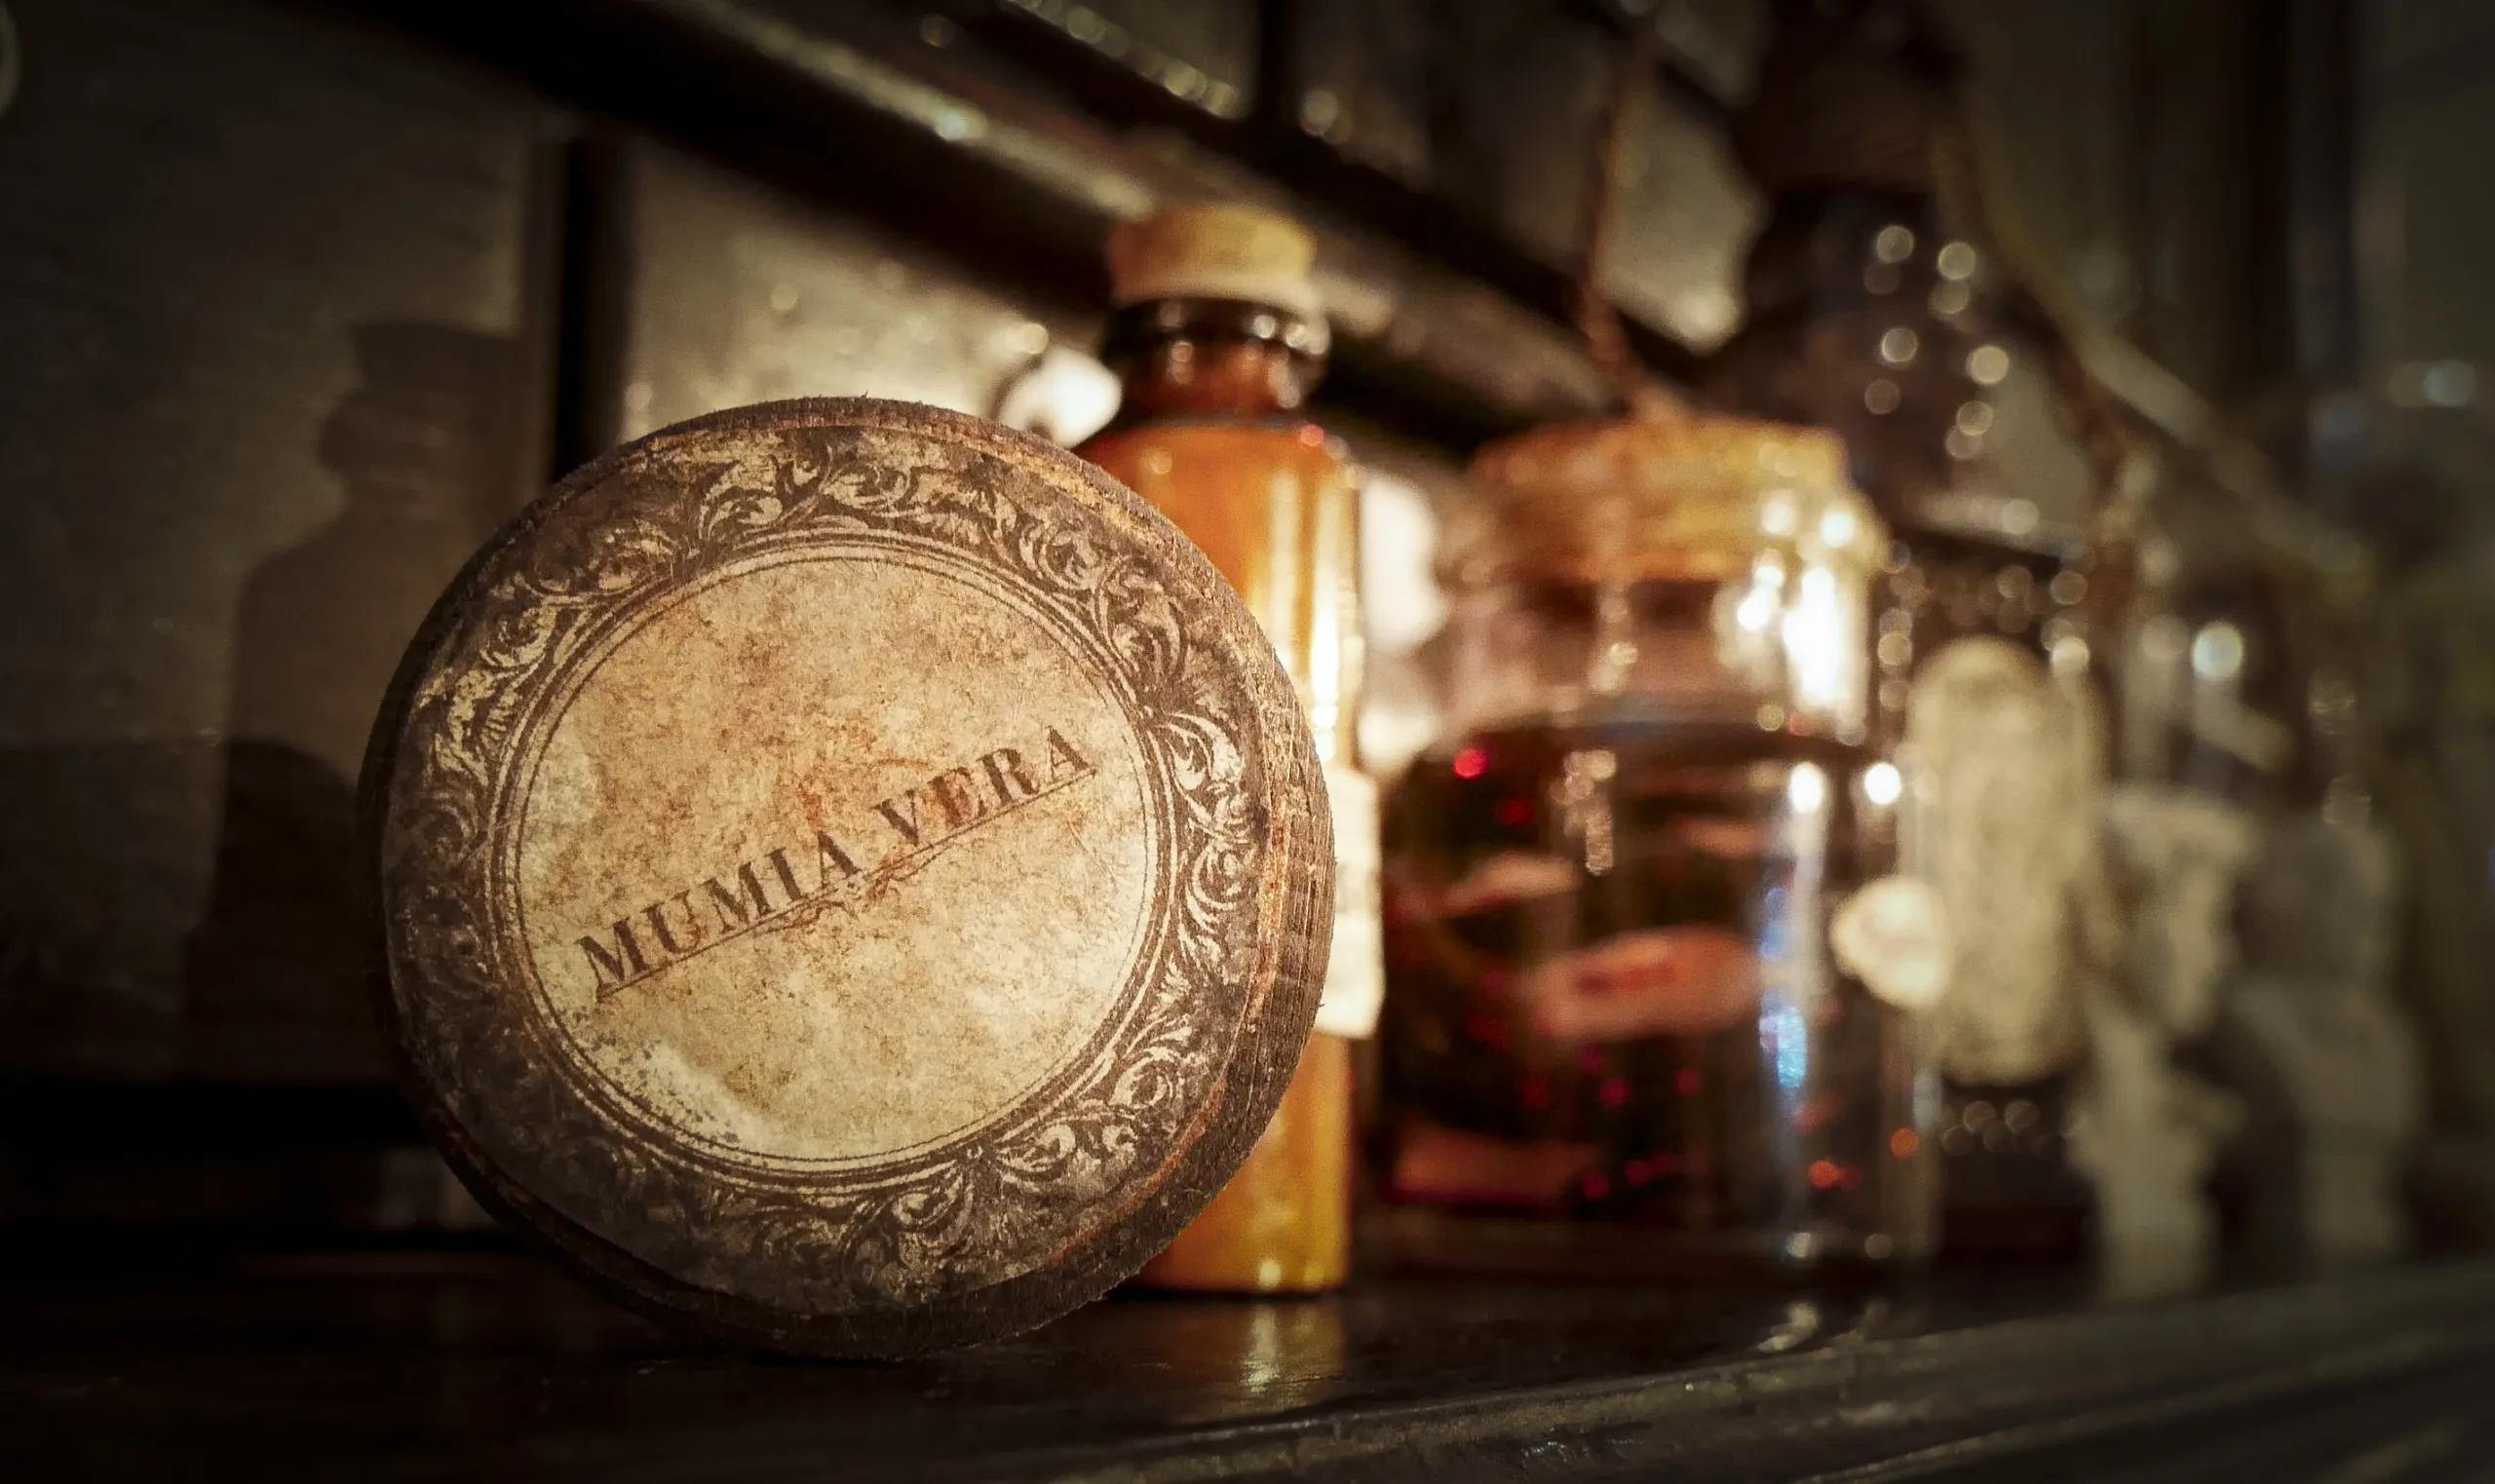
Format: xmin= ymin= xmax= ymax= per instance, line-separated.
xmin=517 ymin=556 xmax=1155 ymax=1166
xmin=1902 ymin=636 xmax=2102 ymax=1084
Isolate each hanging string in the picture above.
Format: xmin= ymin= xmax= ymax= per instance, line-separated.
xmin=1573 ymin=14 xmax=1671 ymax=417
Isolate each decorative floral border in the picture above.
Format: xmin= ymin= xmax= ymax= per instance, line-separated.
xmin=378 ymin=414 xmax=1275 ymax=1310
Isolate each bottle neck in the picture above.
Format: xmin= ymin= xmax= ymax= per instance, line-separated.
xmin=1100 ymin=298 xmax=1327 ymax=422
xmin=1739 ymin=186 xmax=1952 ymax=324
xmin=1709 ymin=187 xmax=2091 ymax=558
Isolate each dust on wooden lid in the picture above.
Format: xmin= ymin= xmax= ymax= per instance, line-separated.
xmin=362 ymin=398 xmax=1332 ymax=1357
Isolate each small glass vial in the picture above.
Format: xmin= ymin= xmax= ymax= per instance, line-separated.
xmin=1376 ymin=404 xmax=1942 ymax=1278
xmin=1080 ymin=203 xmax=1372 ymax=1292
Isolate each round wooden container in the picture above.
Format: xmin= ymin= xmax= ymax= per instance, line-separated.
xmin=361 ymin=399 xmax=1332 ymax=1356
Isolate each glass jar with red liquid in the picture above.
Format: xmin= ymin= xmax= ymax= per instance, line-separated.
xmin=1375 ymin=403 xmax=1945 ymax=1278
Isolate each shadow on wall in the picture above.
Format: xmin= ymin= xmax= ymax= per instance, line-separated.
xmin=0 ymin=739 xmax=219 ymax=1078
xmin=180 ymin=322 xmax=523 ymax=1084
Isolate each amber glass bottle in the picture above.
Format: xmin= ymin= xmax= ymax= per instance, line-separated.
xmin=1080 ymin=203 xmax=1370 ymax=1292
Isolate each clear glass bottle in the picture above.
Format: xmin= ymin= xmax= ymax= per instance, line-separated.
xmin=1079 ymin=203 xmax=1371 ymax=1293
xmin=1375 ymin=404 xmax=1942 ymax=1277
xmin=2107 ymin=456 xmax=2418 ymax=1282
xmin=1704 ymin=3 xmax=2117 ymax=1259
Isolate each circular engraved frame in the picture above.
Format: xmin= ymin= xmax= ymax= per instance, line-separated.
xmin=509 ymin=542 xmax=1168 ymax=1175
xmin=363 ymin=400 xmax=1331 ymax=1356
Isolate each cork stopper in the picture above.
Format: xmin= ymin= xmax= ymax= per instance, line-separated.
xmin=1106 ymin=203 xmax=1324 ymax=323
xmin=1471 ymin=402 xmax=1883 ymax=585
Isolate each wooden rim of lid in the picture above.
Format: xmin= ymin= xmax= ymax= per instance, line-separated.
xmin=361 ymin=398 xmax=1332 ymax=1356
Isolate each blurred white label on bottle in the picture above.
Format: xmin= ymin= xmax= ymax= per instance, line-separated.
xmin=1316 ymin=766 xmax=1384 ymax=1038
xmin=1904 ymin=636 xmax=2102 ymax=1084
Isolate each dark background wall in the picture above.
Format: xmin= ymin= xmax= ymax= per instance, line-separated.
xmin=0 ymin=0 xmax=558 ymax=1088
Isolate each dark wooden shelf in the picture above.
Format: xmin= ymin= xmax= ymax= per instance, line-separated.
xmin=11 ymin=1248 xmax=2495 ymax=1481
